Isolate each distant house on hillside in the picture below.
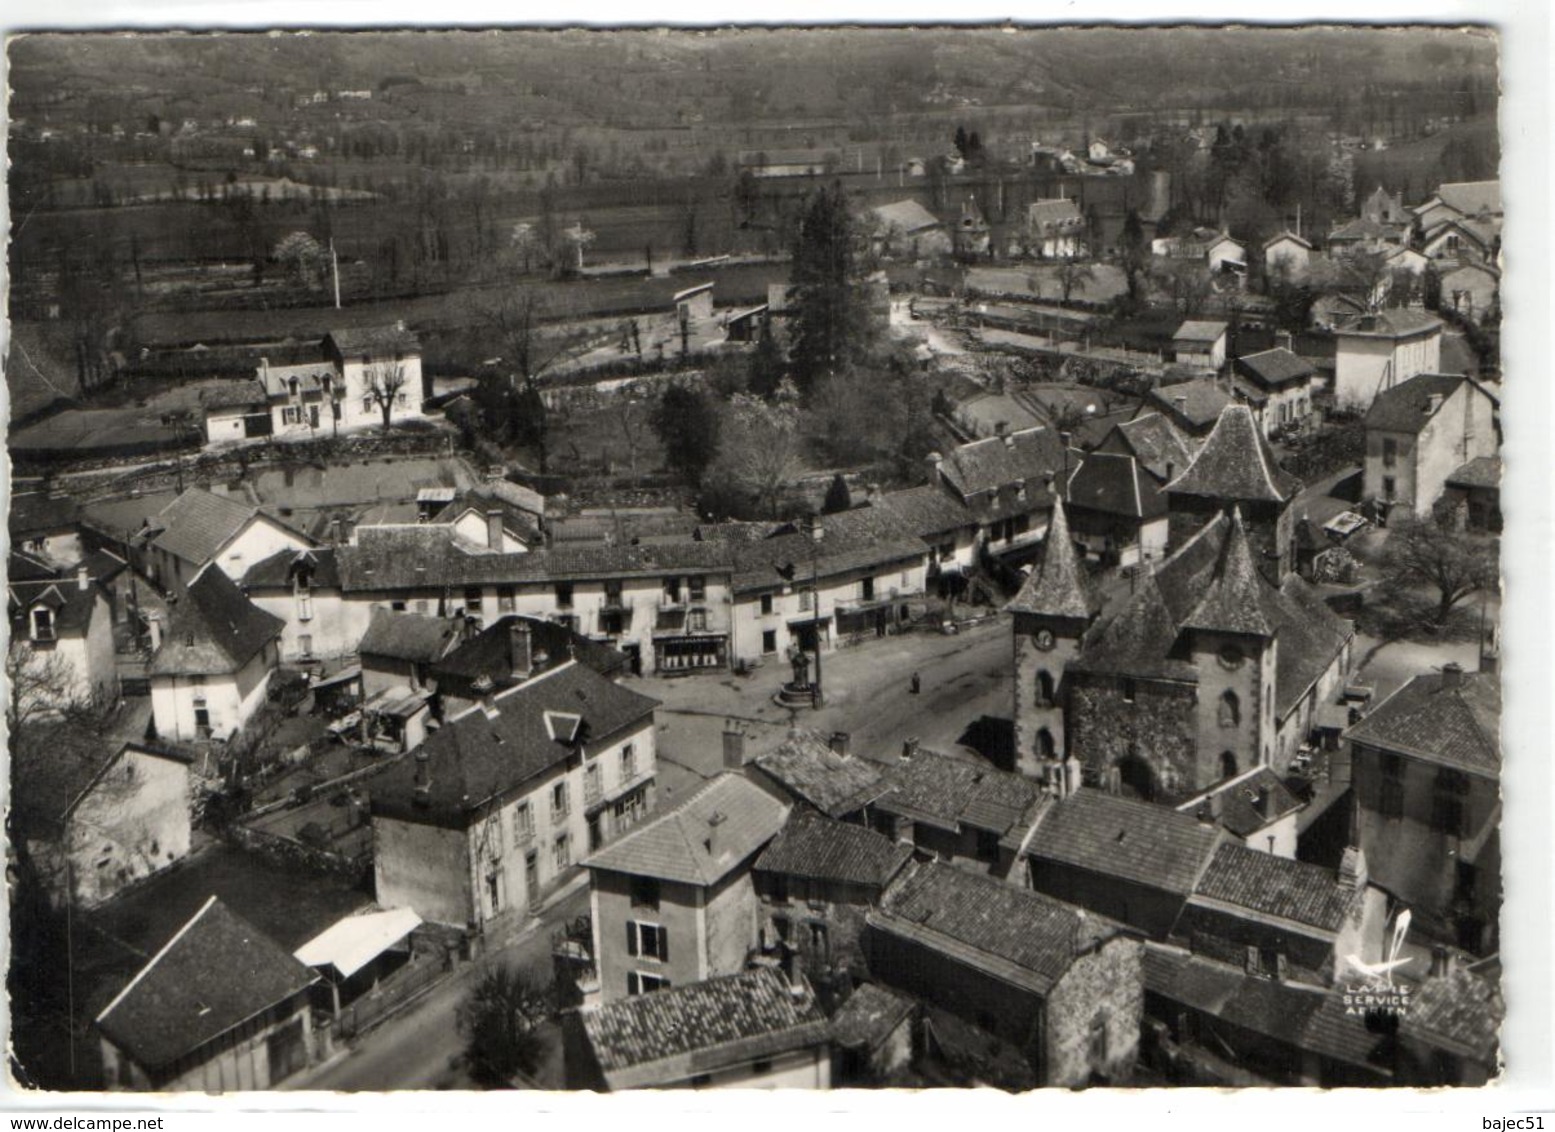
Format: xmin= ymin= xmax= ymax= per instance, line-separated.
xmin=871 ymin=199 xmax=950 ymax=260
xmin=1026 ymin=198 xmax=1086 ymax=259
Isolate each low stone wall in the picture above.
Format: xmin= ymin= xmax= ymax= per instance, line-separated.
xmin=227 ymin=822 xmax=370 ymax=881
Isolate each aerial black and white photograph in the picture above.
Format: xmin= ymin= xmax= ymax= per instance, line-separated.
xmin=0 ymin=18 xmax=1542 ymax=1101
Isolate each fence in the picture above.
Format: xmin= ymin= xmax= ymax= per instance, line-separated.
xmin=331 ymin=955 xmax=452 ymax=1042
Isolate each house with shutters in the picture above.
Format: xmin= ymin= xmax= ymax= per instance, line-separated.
xmin=1332 ymin=309 xmax=1443 ymax=410
xmin=564 ymin=967 xmax=831 ymax=1090
xmin=1026 ymin=197 xmax=1086 ymax=259
xmin=8 ymin=561 xmax=119 ymax=713
xmin=929 ymin=425 xmax=1068 ymax=561
xmin=863 ymin=860 xmax=1145 ymax=1087
xmin=241 ymin=547 xmax=347 ymax=664
xmin=430 ymin=613 xmax=629 ymax=718
xmin=1232 ymin=348 xmax=1318 ymax=437
xmin=142 ymin=487 xmax=315 ymax=598
xmin=1062 ymin=450 xmax=1170 ymax=569
xmin=581 ymin=773 xmax=790 ymax=1003
xmin=147 ymin=566 xmax=283 ymax=743
xmin=1362 ymin=373 xmax=1500 ymax=519
xmin=1344 ymin=664 xmax=1500 ymax=955
xmin=96 ymin=897 xmax=318 ymax=1091
xmin=369 ymin=660 xmax=660 ymax=933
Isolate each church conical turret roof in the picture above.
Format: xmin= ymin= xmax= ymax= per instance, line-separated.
xmin=1182 ymin=508 xmax=1276 ymax=638
xmin=1165 ymin=402 xmax=1301 ymax=504
xmin=1006 ymin=502 xmax=1096 ymax=621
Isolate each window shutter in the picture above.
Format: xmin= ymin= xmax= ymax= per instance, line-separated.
xmin=659 ymin=928 xmax=668 ymax=963
xmin=626 ymin=921 xmax=638 ymax=957
xmin=627 ymin=972 xmax=639 ymax=996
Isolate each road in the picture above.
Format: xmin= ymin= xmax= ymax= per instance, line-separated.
xmin=291 ymin=883 xmax=591 ymax=1092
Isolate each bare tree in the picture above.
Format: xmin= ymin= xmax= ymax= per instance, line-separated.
xmin=1054 ymin=258 xmax=1099 ymax=304
xmin=710 ymin=380 xmax=806 ymax=518
xmin=364 ymin=360 xmax=408 ymax=431
xmin=6 ymin=641 xmax=84 ymax=740
xmin=1380 ymin=513 xmax=1499 ymax=626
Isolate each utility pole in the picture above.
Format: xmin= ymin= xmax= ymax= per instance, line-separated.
xmin=330 ymin=238 xmax=342 ymax=310
xmin=807 ymin=514 xmax=824 ymax=709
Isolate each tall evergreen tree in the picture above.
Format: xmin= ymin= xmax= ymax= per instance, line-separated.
xmin=788 ymin=181 xmax=871 ymax=392
xmin=822 ymin=473 xmax=853 ymax=514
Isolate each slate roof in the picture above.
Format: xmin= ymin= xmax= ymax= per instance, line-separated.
xmin=10 ymin=739 xmax=193 ymax=840
xmin=731 ymin=514 xmax=926 ymax=596
xmin=1177 ymin=767 xmax=1303 ymax=839
xmin=1446 ymin=456 xmax=1501 ymax=490
xmin=1005 ymin=501 xmax=1097 ymax=618
xmin=325 ymin=324 xmax=421 ymax=358
xmin=1064 ymin=452 xmax=1166 ymax=521
xmin=869 ymin=861 xmax=1127 ymax=997
xmin=1180 ymin=510 xmax=1276 ymax=638
xmin=1173 ymin=320 xmax=1228 ymax=344
xmin=875 ymin=748 xmax=1046 ymax=838
xmin=753 ymin=809 xmax=913 ymax=890
xmin=1166 ymin=402 xmax=1300 ymax=503
xmin=936 ymin=426 xmax=1067 ymax=499
xmin=431 ymin=614 xmax=629 ymax=689
xmin=1343 ymin=669 xmax=1500 ymax=776
xmin=370 ymin=661 xmax=660 ymax=826
xmin=199 ymin=380 xmax=269 ymax=411
xmin=1269 ymin=574 xmax=1355 ymax=719
xmin=1110 ymin=413 xmax=1195 ymax=483
xmin=1027 ymin=197 xmax=1083 ymax=230
xmin=95 ymin=897 xmax=316 ymax=1073
xmin=150 ymin=488 xmax=279 ymax=566
xmin=751 ymin=730 xmax=891 ymax=818
xmin=872 ymin=199 xmax=943 ymax=233
xmin=582 ymin=773 xmax=789 ymax=886
xmin=9 ymin=492 xmax=82 ymax=539
xmin=1148 ymin=379 xmax=1234 ymax=430
xmin=1025 ymin=788 xmax=1223 ymax=895
xmin=578 ymin=968 xmax=829 ymax=1088
xmin=1070 ymin=570 xmax=1197 ymax=682
xmin=1402 ymin=965 xmax=1503 ymax=1062
xmin=1142 ymin=945 xmax=1389 ymax=1071
xmin=1333 ymin=309 xmax=1442 ymax=339
xmin=148 ymin=566 xmax=284 ymax=676
xmin=242 ymin=547 xmax=341 ymax=590
xmin=874 ymin=485 xmax=977 ymax=539
xmin=11 ymin=578 xmax=102 ymax=638
xmin=1364 ymin=373 xmax=1483 ymax=435
xmin=1433 ymin=180 xmax=1501 ymax=218
xmin=358 ymin=609 xmax=464 ymax=665
xmin=830 ymin=982 xmax=917 ymax=1052
xmin=1190 ymin=843 xmax=1360 ymax=933
xmin=1235 ymin=348 xmax=1316 ymax=390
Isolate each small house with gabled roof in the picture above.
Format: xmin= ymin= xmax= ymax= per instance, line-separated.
xmin=144 ymin=486 xmax=315 ymax=597
xmin=96 ymin=897 xmax=318 ymax=1091
xmin=1362 ymin=372 xmax=1499 ymax=519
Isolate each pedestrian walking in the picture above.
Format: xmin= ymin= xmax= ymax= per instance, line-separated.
xmin=910 ymin=672 xmax=921 ymax=695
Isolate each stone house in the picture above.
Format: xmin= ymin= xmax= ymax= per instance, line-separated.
xmin=1344 ymin=664 xmax=1500 ymax=954
xmin=581 ymin=773 xmax=789 ymax=1003
xmin=148 ymin=566 xmax=283 ymax=743
xmin=930 ymin=425 xmax=1068 ymax=561
xmin=1332 ymin=309 xmax=1443 ymax=410
xmin=142 ymin=487 xmax=315 ymax=598
xmin=8 ymin=564 xmax=119 ymax=712
xmin=97 ymin=897 xmax=318 ymax=1091
xmin=1362 ymin=373 xmax=1500 ymax=519
xmin=369 ymin=660 xmax=661 ymax=933
xmin=10 ymin=739 xmax=193 ymax=911
xmin=864 ymin=860 xmax=1145 ymax=1086
xmin=1232 ymin=347 xmax=1318 ymax=437
xmin=1022 ymin=787 xmax=1226 ymax=938
xmin=564 ymin=967 xmax=831 ymax=1090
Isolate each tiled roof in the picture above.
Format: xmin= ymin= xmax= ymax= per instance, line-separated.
xmin=370 ymin=661 xmax=660 ymax=826
xmin=1005 ymin=501 xmax=1097 ymax=618
xmin=1446 ymin=456 xmax=1501 ymax=490
xmin=1343 ymin=669 xmax=1500 ymax=776
xmin=358 ymin=609 xmax=464 ymax=664
xmin=148 ymin=566 xmax=283 ymax=677
xmin=872 ymin=199 xmax=942 ymax=233
xmin=325 ymin=324 xmax=421 ymax=358
xmin=582 ymin=773 xmax=789 ymax=886
xmin=242 ymin=547 xmax=340 ymax=590
xmin=9 ymin=492 xmax=82 ymax=539
xmin=1262 ymin=231 xmax=1313 ymax=251
xmin=874 ymin=485 xmax=977 ymax=539
xmin=1364 ymin=373 xmax=1480 ymax=435
xmin=731 ymin=514 xmax=926 ymax=596
xmin=431 ymin=614 xmax=629 ymax=689
xmin=1433 ymin=180 xmax=1501 ymax=218
xmin=579 ymin=968 xmax=828 ymax=1088
xmin=1070 ymin=571 xmax=1197 ymax=682
xmin=869 ymin=860 xmax=1127 ymax=996
xmin=1110 ymin=413 xmax=1195 ymax=483
xmin=1235 ymin=348 xmax=1316 ymax=390
xmin=1166 ymin=403 xmax=1300 ymax=503
xmin=1180 ymin=510 xmax=1276 ymax=637
xmin=199 ymin=379 xmax=269 ymax=410
xmin=150 ymin=488 xmax=266 ymax=566
xmin=875 ymin=748 xmax=1045 ymax=838
xmin=1064 ymin=452 xmax=1166 ymax=521
xmin=1333 ymin=309 xmax=1442 ymax=339
xmin=1269 ymin=574 xmax=1354 ymax=719
xmin=1173 ymin=320 xmax=1228 ymax=343
xmin=1190 ymin=843 xmax=1360 ymax=933
xmin=1148 ymin=379 xmax=1234 ymax=430
xmin=751 ymin=730 xmax=890 ymax=818
xmin=95 ymin=897 xmax=316 ymax=1073
xmin=1177 ymin=767 xmax=1303 ymax=839
xmin=830 ymin=982 xmax=917 ymax=1051
xmin=1026 ymin=788 xmax=1223 ymax=895
xmin=1402 ymin=965 xmax=1503 ymax=1062
xmin=754 ymin=809 xmax=913 ymax=889
xmin=11 ymin=739 xmax=192 ymax=839
xmin=936 ymin=426 xmax=1067 ymax=499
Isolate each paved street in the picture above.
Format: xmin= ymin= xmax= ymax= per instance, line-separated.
xmin=290 ymin=882 xmax=591 ymax=1092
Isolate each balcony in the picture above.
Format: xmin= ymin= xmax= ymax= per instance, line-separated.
xmin=655 ymin=603 xmax=720 ymax=634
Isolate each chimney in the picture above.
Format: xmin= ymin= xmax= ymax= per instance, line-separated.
xmin=1165 ymin=460 xmax=1175 ymax=482
xmin=1272 ymin=952 xmax=1288 ymax=983
xmin=1255 ymin=786 xmax=1272 ymax=820
xmin=1208 ymin=789 xmax=1225 ymax=820
xmin=1276 ymin=330 xmax=1294 ymax=353
xmin=486 ymin=509 xmax=505 ymax=551
xmin=1429 ymin=944 xmax=1453 ymax=979
xmin=146 ymin=612 xmax=164 ymax=652
xmin=787 ymin=957 xmax=808 ymax=1001
xmin=1106 ymin=765 xmax=1123 ymax=796
xmin=508 ymin=621 xmax=533 ymax=681
xmin=77 ymin=565 xmax=90 ymax=592
xmin=1441 ymin=661 xmax=1464 ymax=689
xmin=722 ymin=720 xmax=747 ymax=769
xmin=1480 ymin=629 xmax=1499 ymax=674
xmin=1338 ymin=845 xmax=1368 ymax=891
xmin=901 ymin=737 xmax=919 ymax=761
xmin=1174 ymin=396 xmax=1187 ymax=416
xmin=829 ymin=731 xmax=851 ymax=757
xmin=705 ymin=810 xmax=727 ymax=857
xmin=413 ymin=748 xmax=432 ymax=804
